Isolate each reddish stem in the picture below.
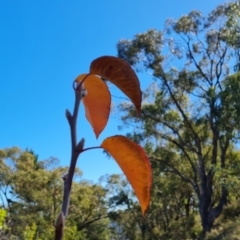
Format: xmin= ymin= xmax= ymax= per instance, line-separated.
xmin=54 ymin=88 xmax=84 ymax=240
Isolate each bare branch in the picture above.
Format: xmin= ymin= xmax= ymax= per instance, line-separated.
xmin=150 ymin=156 xmax=200 ymax=198
xmin=79 ymin=215 xmax=108 ymax=230
xmin=183 ymin=35 xmax=211 ymax=85
xmin=160 ymin=72 xmax=202 ymax=155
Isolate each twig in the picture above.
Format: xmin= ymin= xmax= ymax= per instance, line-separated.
xmin=54 ymin=87 xmax=85 ymax=240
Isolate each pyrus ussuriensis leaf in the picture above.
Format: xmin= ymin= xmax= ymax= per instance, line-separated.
xmin=101 ymin=135 xmax=151 ymax=216
xmin=90 ymin=56 xmax=142 ymax=115
xmin=75 ymin=74 xmax=111 ymax=138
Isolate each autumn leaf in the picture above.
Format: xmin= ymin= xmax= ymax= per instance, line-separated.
xmin=90 ymin=56 xmax=142 ymax=115
xmin=101 ymin=135 xmax=151 ymax=216
xmin=75 ymin=74 xmax=111 ymax=138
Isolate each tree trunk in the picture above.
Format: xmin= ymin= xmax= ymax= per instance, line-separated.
xmin=199 ymin=187 xmax=227 ymax=234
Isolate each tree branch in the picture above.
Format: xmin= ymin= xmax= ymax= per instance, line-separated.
xmin=161 ymin=73 xmax=202 ymax=156
xmin=78 ymin=215 xmax=108 ymax=230
xmin=141 ymin=111 xmax=200 ymax=195
xmin=150 ymin=156 xmax=200 ymax=198
xmin=183 ymin=35 xmax=211 ymax=85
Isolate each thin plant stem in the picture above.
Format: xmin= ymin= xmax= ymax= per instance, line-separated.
xmin=80 ymin=146 xmax=101 ymax=153
xmin=54 ymin=89 xmax=84 ymax=240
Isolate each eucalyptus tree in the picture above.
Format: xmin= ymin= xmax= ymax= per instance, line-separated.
xmin=117 ymin=1 xmax=240 ymax=236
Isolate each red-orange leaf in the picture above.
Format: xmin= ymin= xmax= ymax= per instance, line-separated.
xmin=90 ymin=56 xmax=142 ymax=115
xmin=75 ymin=74 xmax=111 ymax=138
xmin=101 ymin=135 xmax=151 ymax=216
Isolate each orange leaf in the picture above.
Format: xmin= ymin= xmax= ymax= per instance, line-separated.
xmin=101 ymin=135 xmax=151 ymax=216
xmin=75 ymin=74 xmax=111 ymax=138
xmin=90 ymin=56 xmax=142 ymax=115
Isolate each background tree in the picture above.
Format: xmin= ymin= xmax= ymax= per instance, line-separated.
xmin=0 ymin=147 xmax=110 ymax=239
xmin=117 ymin=0 xmax=240 ymax=237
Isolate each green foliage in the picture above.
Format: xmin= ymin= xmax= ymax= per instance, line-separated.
xmin=0 ymin=147 xmax=110 ymax=240
xmin=23 ymin=223 xmax=37 ymax=240
xmin=0 ymin=208 xmax=8 ymax=238
xmin=116 ymin=0 xmax=240 ymax=237
xmin=0 ymin=209 xmax=7 ymax=229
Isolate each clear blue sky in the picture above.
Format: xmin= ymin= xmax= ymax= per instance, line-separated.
xmin=0 ymin=0 xmax=225 ymax=182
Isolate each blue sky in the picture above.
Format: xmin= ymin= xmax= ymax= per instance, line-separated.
xmin=0 ymin=0 xmax=225 ymax=182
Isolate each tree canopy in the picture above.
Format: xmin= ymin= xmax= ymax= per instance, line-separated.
xmin=0 ymin=147 xmax=111 ymax=239
xmin=116 ymin=0 xmax=240 ymax=238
